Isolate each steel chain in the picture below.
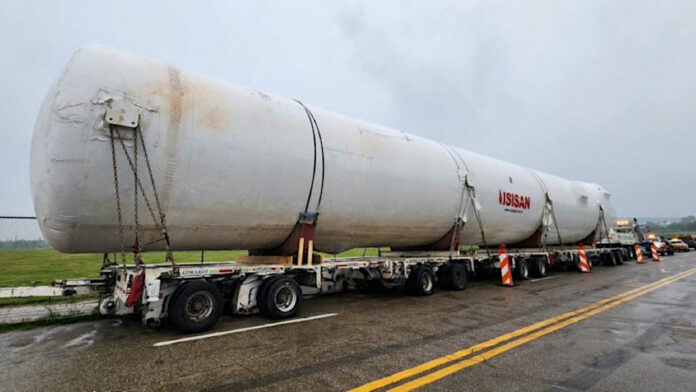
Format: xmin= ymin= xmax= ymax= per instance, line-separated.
xmin=467 ymin=185 xmax=491 ymax=258
xmin=111 ymin=122 xmax=175 ymax=267
xmin=113 ymin=128 xmax=158 ymax=225
xmin=133 ymin=124 xmax=142 ymax=266
xmin=137 ymin=129 xmax=174 ymax=262
xmin=109 ymin=126 xmax=127 ymax=265
xmin=599 ymin=207 xmax=610 ymax=243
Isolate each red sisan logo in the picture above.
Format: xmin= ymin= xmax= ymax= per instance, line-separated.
xmin=499 ymin=190 xmax=531 ymax=210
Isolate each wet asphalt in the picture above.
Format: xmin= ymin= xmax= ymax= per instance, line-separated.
xmin=2 ymin=252 xmax=696 ymax=391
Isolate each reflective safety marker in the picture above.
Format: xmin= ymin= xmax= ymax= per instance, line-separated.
xmin=651 ymin=242 xmax=660 ymax=262
xmin=577 ymin=245 xmax=591 ymax=273
xmin=635 ymin=244 xmax=644 ymax=264
xmin=499 ymin=244 xmax=513 ymax=287
xmin=126 ymin=270 xmax=146 ymax=307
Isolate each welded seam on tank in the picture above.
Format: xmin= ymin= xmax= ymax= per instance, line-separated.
xmin=159 ymin=66 xmax=183 ymax=219
xmin=526 ymin=168 xmax=549 ymax=195
xmin=438 ymin=143 xmax=467 ymax=218
xmin=525 ymin=168 xmax=562 ymax=247
xmin=448 ymin=146 xmax=471 ymax=220
xmin=440 ymin=144 xmax=491 ymax=249
xmin=432 ymin=143 xmax=471 ymax=248
xmin=293 ymin=99 xmax=325 ymax=213
xmin=441 ymin=144 xmax=469 ymax=173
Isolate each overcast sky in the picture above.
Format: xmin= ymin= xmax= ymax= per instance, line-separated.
xmin=1 ymin=1 xmax=694 ymax=217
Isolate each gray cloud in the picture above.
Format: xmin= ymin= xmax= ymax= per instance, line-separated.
xmin=1 ymin=0 xmax=694 ymax=217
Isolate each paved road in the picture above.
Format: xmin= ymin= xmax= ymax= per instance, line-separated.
xmin=2 ymin=252 xmax=696 ymax=391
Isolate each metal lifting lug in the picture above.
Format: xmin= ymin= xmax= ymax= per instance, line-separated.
xmin=105 ymin=98 xmax=140 ymax=128
xmin=464 ymin=174 xmax=474 ymax=188
xmin=299 ymin=211 xmax=319 ymax=225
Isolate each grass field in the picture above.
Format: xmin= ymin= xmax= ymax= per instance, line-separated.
xmin=0 ymin=247 xmax=385 ymax=288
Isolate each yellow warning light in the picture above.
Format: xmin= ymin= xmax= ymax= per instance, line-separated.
xmin=615 ymin=220 xmax=630 ymax=226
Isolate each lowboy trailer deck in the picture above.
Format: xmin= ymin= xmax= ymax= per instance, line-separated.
xmin=30 ymin=245 xmax=631 ymax=333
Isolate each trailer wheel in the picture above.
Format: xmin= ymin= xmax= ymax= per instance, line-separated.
xmin=256 ymin=277 xmax=278 ymax=316
xmin=515 ymin=259 xmax=530 ymax=280
xmin=406 ymin=266 xmax=435 ymax=296
xmin=614 ymin=250 xmax=624 ymax=265
xmin=603 ymin=252 xmax=617 ymax=266
xmin=258 ymin=277 xmax=302 ymax=319
xmin=437 ymin=265 xmax=451 ymax=289
xmin=368 ymin=278 xmax=389 ymax=292
xmin=441 ymin=263 xmax=467 ymax=291
xmin=531 ymin=258 xmax=548 ymax=278
xmin=169 ymin=280 xmax=224 ymax=334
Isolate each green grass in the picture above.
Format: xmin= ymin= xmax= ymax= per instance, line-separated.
xmin=0 ymin=247 xmax=391 ymax=288
xmin=0 ymin=248 xmax=246 ymax=287
xmin=0 ymin=249 xmax=105 ymax=287
xmin=0 ymin=294 xmax=98 ymax=307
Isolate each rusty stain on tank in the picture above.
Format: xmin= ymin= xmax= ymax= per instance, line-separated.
xmin=195 ymin=106 xmax=233 ymax=132
xmin=182 ymin=77 xmax=235 ymax=133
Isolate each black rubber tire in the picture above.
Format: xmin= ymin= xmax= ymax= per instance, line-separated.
xmin=258 ymin=277 xmax=302 ymax=319
xmin=256 ymin=277 xmax=279 ymax=316
xmin=169 ymin=280 xmax=224 ymax=334
xmin=406 ymin=266 xmax=435 ymax=296
xmin=571 ymin=254 xmax=580 ymax=271
xmin=368 ymin=278 xmax=389 ymax=292
xmin=438 ymin=264 xmax=452 ymax=289
xmin=515 ymin=258 xmax=530 ymax=280
xmin=443 ymin=263 xmax=467 ymax=291
xmin=532 ymin=258 xmax=548 ymax=277
xmin=615 ymin=250 xmax=624 ymax=265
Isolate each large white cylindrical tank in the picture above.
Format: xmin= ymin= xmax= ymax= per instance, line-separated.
xmin=31 ymin=46 xmax=614 ymax=254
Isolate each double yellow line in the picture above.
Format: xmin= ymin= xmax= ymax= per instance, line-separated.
xmin=350 ymin=266 xmax=696 ymax=392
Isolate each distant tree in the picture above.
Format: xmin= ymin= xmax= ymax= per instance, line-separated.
xmin=0 ymin=239 xmax=49 ymax=249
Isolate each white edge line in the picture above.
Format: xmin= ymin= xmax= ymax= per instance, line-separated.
xmin=153 ymin=313 xmax=338 ymax=347
xmin=529 ymin=276 xmax=560 ymax=282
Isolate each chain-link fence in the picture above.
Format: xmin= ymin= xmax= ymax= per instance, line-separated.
xmin=0 ymin=216 xmax=247 ymax=288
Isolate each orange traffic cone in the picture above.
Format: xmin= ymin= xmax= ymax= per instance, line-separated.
xmin=499 ymin=244 xmax=513 ymax=287
xmin=577 ymin=244 xmax=591 ymax=273
xmin=635 ymin=243 xmax=644 ymax=264
xmin=650 ymin=242 xmax=660 ymax=262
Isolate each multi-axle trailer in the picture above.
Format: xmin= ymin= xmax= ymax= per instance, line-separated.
xmin=21 ymin=46 xmax=636 ymax=333
xmin=35 ymin=246 xmax=631 ymax=334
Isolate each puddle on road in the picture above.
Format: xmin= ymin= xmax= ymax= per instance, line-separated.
xmin=62 ymin=329 xmax=96 ymax=349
